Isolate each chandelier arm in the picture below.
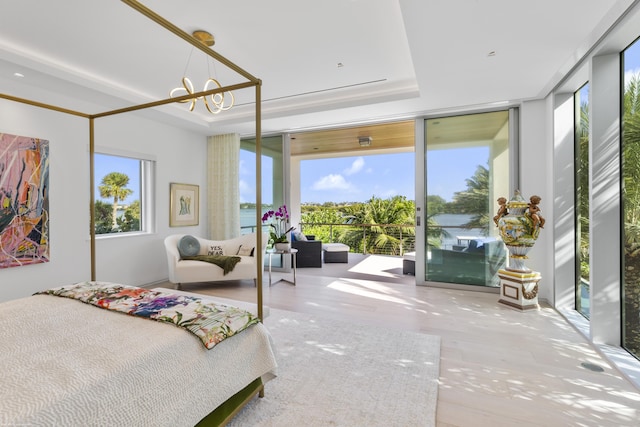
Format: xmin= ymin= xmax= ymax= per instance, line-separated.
xmin=202 ymin=95 xmax=221 ymax=114
xmin=220 ymin=91 xmax=235 ymax=110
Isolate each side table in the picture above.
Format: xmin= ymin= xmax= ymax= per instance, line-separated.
xmin=267 ymin=248 xmax=298 ymax=286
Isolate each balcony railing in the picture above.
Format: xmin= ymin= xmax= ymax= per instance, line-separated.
xmin=243 ymin=222 xmax=415 ymax=256
xmin=242 ymin=221 xmax=496 ymax=258
xmin=299 ymin=222 xmax=416 ymax=256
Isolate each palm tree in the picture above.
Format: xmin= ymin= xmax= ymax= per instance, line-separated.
xmin=425 ymin=213 xmax=450 ymax=248
xmin=623 ymin=74 xmax=640 ymax=227
xmin=341 ymin=196 xmax=414 ymax=255
xmin=450 ymin=164 xmax=491 ymax=234
xmin=576 ymin=97 xmax=590 ymax=280
xmin=98 ymin=172 xmax=133 ymax=229
xmin=622 ymin=72 xmax=640 ymax=358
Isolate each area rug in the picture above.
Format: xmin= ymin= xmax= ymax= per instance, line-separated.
xmin=228 ymin=309 xmax=441 ymax=426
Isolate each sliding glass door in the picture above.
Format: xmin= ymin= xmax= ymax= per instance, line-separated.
xmin=424 ymin=110 xmax=511 ymax=287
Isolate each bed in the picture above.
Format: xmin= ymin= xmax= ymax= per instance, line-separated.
xmin=0 ymin=281 xmax=277 ymax=426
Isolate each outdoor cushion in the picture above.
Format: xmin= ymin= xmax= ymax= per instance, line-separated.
xmin=322 ymin=243 xmax=350 ymax=252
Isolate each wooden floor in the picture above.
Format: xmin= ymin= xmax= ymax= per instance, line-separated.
xmin=153 ymin=254 xmax=640 ymax=426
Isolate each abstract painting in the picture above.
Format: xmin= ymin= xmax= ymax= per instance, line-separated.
xmin=0 ymin=133 xmax=50 ymax=268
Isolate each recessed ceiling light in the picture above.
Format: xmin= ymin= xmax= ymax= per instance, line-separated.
xmin=13 ymin=72 xmax=24 ymax=78
xmin=358 ymin=136 xmax=372 ymax=147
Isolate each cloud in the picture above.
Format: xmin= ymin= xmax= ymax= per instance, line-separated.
xmin=239 ymin=159 xmax=249 ymax=175
xmin=624 ymin=68 xmax=640 ymax=87
xmin=371 ymin=184 xmax=399 ymax=199
xmin=312 ymin=174 xmax=354 ymax=191
xmin=343 ymin=157 xmax=365 ymax=176
xmin=239 ymin=179 xmax=253 ymax=202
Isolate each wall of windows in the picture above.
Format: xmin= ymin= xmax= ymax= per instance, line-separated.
xmin=554 ymin=9 xmax=640 ymax=388
xmin=622 ymin=37 xmax=640 ymax=360
xmin=575 ymin=83 xmax=590 ymax=318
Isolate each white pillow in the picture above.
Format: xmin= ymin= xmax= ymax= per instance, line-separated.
xmin=237 ymin=245 xmax=254 ymax=256
xmin=205 ymin=245 xmax=224 ymax=256
xmin=293 ymin=231 xmax=307 ymax=241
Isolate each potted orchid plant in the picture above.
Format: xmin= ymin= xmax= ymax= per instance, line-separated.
xmin=262 ymin=204 xmax=295 ymax=251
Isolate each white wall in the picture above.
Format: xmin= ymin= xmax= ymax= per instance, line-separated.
xmin=519 ymin=99 xmax=554 ymax=303
xmin=0 ymin=99 xmax=208 ymax=302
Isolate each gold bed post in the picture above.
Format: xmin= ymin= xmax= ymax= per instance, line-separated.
xmin=3 ymin=1 xmax=263 ymax=306
xmin=255 ymin=83 xmax=263 ymax=323
xmin=255 ymin=82 xmax=264 ymax=399
xmin=89 ymin=118 xmax=96 ymax=281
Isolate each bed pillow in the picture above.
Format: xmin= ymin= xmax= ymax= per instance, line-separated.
xmin=178 ymin=235 xmax=200 ymax=257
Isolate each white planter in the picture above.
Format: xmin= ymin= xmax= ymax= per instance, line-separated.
xmin=274 ymin=242 xmax=291 ymax=252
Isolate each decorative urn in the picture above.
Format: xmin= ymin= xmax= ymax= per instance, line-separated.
xmin=496 ymin=190 xmax=544 ymax=272
xmin=494 ymin=190 xmax=545 ymax=310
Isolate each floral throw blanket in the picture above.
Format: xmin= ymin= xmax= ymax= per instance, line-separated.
xmin=35 ymin=281 xmax=259 ymax=350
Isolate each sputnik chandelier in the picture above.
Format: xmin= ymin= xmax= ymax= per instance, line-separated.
xmin=170 ymin=30 xmax=235 ymax=115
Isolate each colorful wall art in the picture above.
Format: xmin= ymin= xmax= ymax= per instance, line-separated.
xmin=0 ymin=133 xmax=50 ymax=269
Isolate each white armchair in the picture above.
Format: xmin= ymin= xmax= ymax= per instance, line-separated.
xmin=164 ymin=232 xmax=268 ymax=289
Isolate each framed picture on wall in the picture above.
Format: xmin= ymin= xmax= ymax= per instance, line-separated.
xmin=170 ymin=183 xmax=199 ymax=227
xmin=0 ymin=133 xmax=50 ymax=268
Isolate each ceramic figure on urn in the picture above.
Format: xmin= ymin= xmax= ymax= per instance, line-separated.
xmin=493 ymin=197 xmax=508 ymax=227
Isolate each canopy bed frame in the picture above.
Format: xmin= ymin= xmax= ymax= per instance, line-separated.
xmin=0 ymin=1 xmax=270 ymax=425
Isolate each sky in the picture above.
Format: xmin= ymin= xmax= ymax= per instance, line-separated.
xmin=625 ymin=38 xmax=640 ymax=85
xmin=96 ymin=148 xmax=484 ymax=206
xmin=299 ymin=153 xmax=415 ymax=204
xmin=239 ymin=151 xmax=273 ymax=204
xmin=237 ymin=148 xmax=489 ymax=205
xmin=96 ymin=39 xmax=640 ymax=206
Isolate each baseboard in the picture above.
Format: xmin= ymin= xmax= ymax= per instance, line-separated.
xmin=141 ymin=278 xmax=170 ymax=289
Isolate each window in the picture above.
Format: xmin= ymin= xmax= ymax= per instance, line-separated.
xmin=240 ymin=136 xmax=283 ymax=235
xmin=622 ymin=37 xmax=640 ymax=359
xmin=575 ymin=83 xmax=590 ymax=318
xmin=240 ymin=136 xmax=284 ymax=267
xmin=93 ymin=150 xmax=155 ymax=235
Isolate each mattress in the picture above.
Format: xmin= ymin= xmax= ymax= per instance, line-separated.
xmin=0 ymin=290 xmax=277 ymax=426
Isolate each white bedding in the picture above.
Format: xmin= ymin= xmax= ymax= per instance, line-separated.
xmin=0 ymin=292 xmax=278 ymax=426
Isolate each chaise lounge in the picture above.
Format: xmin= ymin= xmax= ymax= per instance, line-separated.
xmin=164 ymin=232 xmax=268 ymax=289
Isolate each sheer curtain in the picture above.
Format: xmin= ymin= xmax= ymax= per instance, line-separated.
xmin=207 ymin=133 xmax=240 ymax=239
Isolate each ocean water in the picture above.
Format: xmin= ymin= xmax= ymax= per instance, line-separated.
xmin=241 ymin=208 xmax=269 ymax=233
xmin=431 ymin=213 xmax=485 ymax=249
xmin=242 ymin=209 xmax=484 ymax=249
